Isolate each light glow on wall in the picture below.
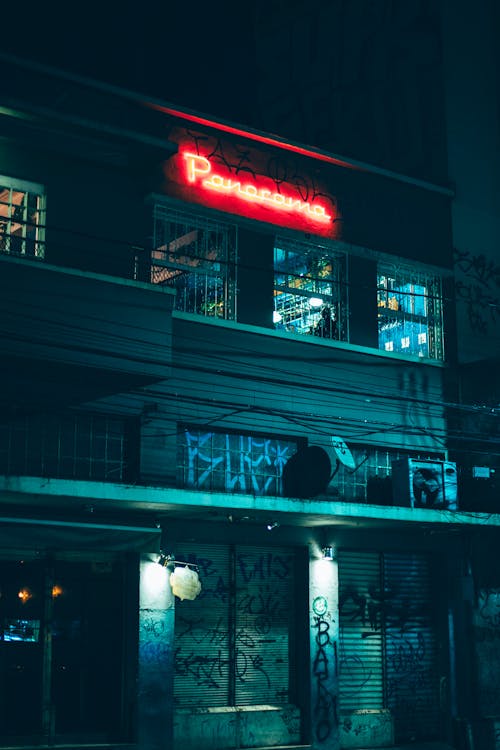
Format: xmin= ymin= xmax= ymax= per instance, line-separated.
xmin=141 ymin=557 xmax=169 ymax=601
xmin=182 ymin=151 xmax=333 ymax=226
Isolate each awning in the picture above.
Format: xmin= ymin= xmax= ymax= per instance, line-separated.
xmin=0 ymin=516 xmax=161 ymax=553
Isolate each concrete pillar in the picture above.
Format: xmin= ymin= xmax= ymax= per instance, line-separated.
xmin=137 ymin=553 xmax=175 ymax=750
xmin=309 ymin=543 xmax=340 ymax=750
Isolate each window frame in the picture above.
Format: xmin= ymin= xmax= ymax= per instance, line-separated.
xmin=377 ymin=263 xmax=444 ymax=360
xmin=177 ymin=423 xmax=305 ymax=497
xmin=151 ymin=204 xmax=237 ymax=320
xmin=273 ymin=236 xmax=347 ymax=340
xmin=0 ymin=175 xmax=46 ymax=259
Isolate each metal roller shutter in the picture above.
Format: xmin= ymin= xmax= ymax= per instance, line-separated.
xmin=173 ymin=543 xmax=295 ymax=708
xmin=173 ymin=544 xmax=230 ymax=707
xmin=384 ymin=552 xmax=440 ymax=741
xmin=338 ymin=551 xmax=384 ymax=710
xmin=339 ymin=550 xmax=440 ymax=743
xmin=235 ymin=545 xmax=294 ymax=706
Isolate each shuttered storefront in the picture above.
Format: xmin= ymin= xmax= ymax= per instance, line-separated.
xmin=338 ymin=551 xmax=384 ymax=710
xmin=174 ymin=544 xmax=230 ymax=707
xmin=174 ymin=543 xmax=295 ymax=708
xmin=338 ymin=550 xmax=441 ymax=742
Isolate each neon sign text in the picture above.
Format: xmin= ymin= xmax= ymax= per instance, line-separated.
xmin=183 ymin=152 xmax=333 ymax=224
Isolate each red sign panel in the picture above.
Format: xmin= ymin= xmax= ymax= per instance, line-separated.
xmin=183 ymin=150 xmax=333 ymax=225
xmin=162 ymin=130 xmax=340 ymax=238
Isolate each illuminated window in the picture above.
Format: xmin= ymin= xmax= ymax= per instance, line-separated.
xmin=0 ymin=177 xmax=45 ymax=258
xmin=151 ymin=206 xmax=236 ymax=319
xmin=273 ymin=238 xmax=346 ymax=339
xmin=377 ymin=265 xmax=443 ymax=359
xmin=385 ymin=341 xmax=394 ymax=351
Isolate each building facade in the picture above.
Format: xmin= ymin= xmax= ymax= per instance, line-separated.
xmin=0 ymin=53 xmax=499 ymax=750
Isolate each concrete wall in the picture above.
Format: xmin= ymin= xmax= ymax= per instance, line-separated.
xmin=440 ymin=0 xmax=500 ymax=364
xmin=340 ymin=709 xmax=394 ymax=749
xmin=472 ymin=588 xmax=500 ymax=717
xmin=140 ymin=314 xmax=447 ymax=489
xmin=253 ymin=0 xmax=448 ymax=185
xmin=174 ymin=705 xmax=301 ymax=750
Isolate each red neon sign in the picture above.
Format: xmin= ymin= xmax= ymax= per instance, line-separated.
xmin=182 ymin=151 xmax=333 ymax=226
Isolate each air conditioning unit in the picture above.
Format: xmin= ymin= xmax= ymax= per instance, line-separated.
xmin=391 ymin=458 xmax=458 ymax=510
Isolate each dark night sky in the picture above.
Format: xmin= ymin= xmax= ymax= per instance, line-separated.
xmin=6 ymin=0 xmax=257 ymax=125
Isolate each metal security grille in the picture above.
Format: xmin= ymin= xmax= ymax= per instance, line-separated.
xmin=377 ymin=264 xmax=443 ymax=360
xmin=0 ymin=412 xmax=129 ymax=482
xmin=177 ymin=426 xmax=300 ymax=496
xmin=173 ymin=544 xmax=295 ymax=708
xmin=151 ymin=206 xmax=236 ymax=320
xmin=338 ymin=550 xmax=440 ymax=743
xmin=325 ymin=445 xmax=445 ymax=505
xmin=273 ymin=237 xmax=347 ymax=339
xmin=0 ymin=177 xmax=45 ymax=258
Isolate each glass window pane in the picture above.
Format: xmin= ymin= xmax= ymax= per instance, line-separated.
xmin=273 ymin=239 xmax=345 ymax=339
xmin=377 ymin=266 xmax=443 ymax=360
xmin=151 ymin=207 xmax=236 ymax=320
xmin=0 ymin=179 xmax=45 ymax=258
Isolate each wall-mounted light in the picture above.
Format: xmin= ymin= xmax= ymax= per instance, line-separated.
xmin=157 ymin=551 xmax=199 ymax=572
xmin=266 ymin=521 xmax=280 ymax=531
xmin=273 ymin=310 xmax=283 ymax=323
xmin=309 ymin=297 xmax=324 ymax=308
xmin=322 ymin=546 xmax=335 ymax=561
xmin=157 ymin=551 xmax=172 ymax=568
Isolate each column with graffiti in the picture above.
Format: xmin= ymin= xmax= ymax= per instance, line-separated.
xmin=309 ymin=546 xmax=340 ymax=749
xmin=137 ymin=554 xmax=175 ymax=750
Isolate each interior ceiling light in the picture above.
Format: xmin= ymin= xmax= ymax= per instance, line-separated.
xmin=309 ymin=297 xmax=323 ymax=308
xmin=18 ymin=587 xmax=33 ymax=603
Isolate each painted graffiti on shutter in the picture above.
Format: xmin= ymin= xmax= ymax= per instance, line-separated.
xmin=472 ymin=588 xmax=500 ymax=715
xmin=338 ymin=550 xmax=440 ymax=743
xmin=235 ymin=546 xmax=294 ymax=705
xmin=384 ymin=553 xmax=440 ymax=741
xmin=173 ymin=545 xmax=230 ymax=707
xmin=338 ymin=551 xmax=384 ymax=710
xmin=173 ymin=544 xmax=295 ymax=708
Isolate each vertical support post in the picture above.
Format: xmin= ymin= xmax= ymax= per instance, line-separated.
xmin=42 ymin=560 xmax=55 ymax=743
xmin=309 ymin=544 xmax=340 ymax=750
xmin=137 ymin=553 xmax=175 ymax=750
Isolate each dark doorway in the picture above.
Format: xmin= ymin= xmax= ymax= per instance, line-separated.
xmin=0 ymin=556 xmax=128 ymax=745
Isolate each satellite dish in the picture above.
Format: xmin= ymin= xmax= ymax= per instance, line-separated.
xmin=331 ymin=436 xmax=356 ymax=470
xmin=282 ymin=446 xmax=331 ymax=499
